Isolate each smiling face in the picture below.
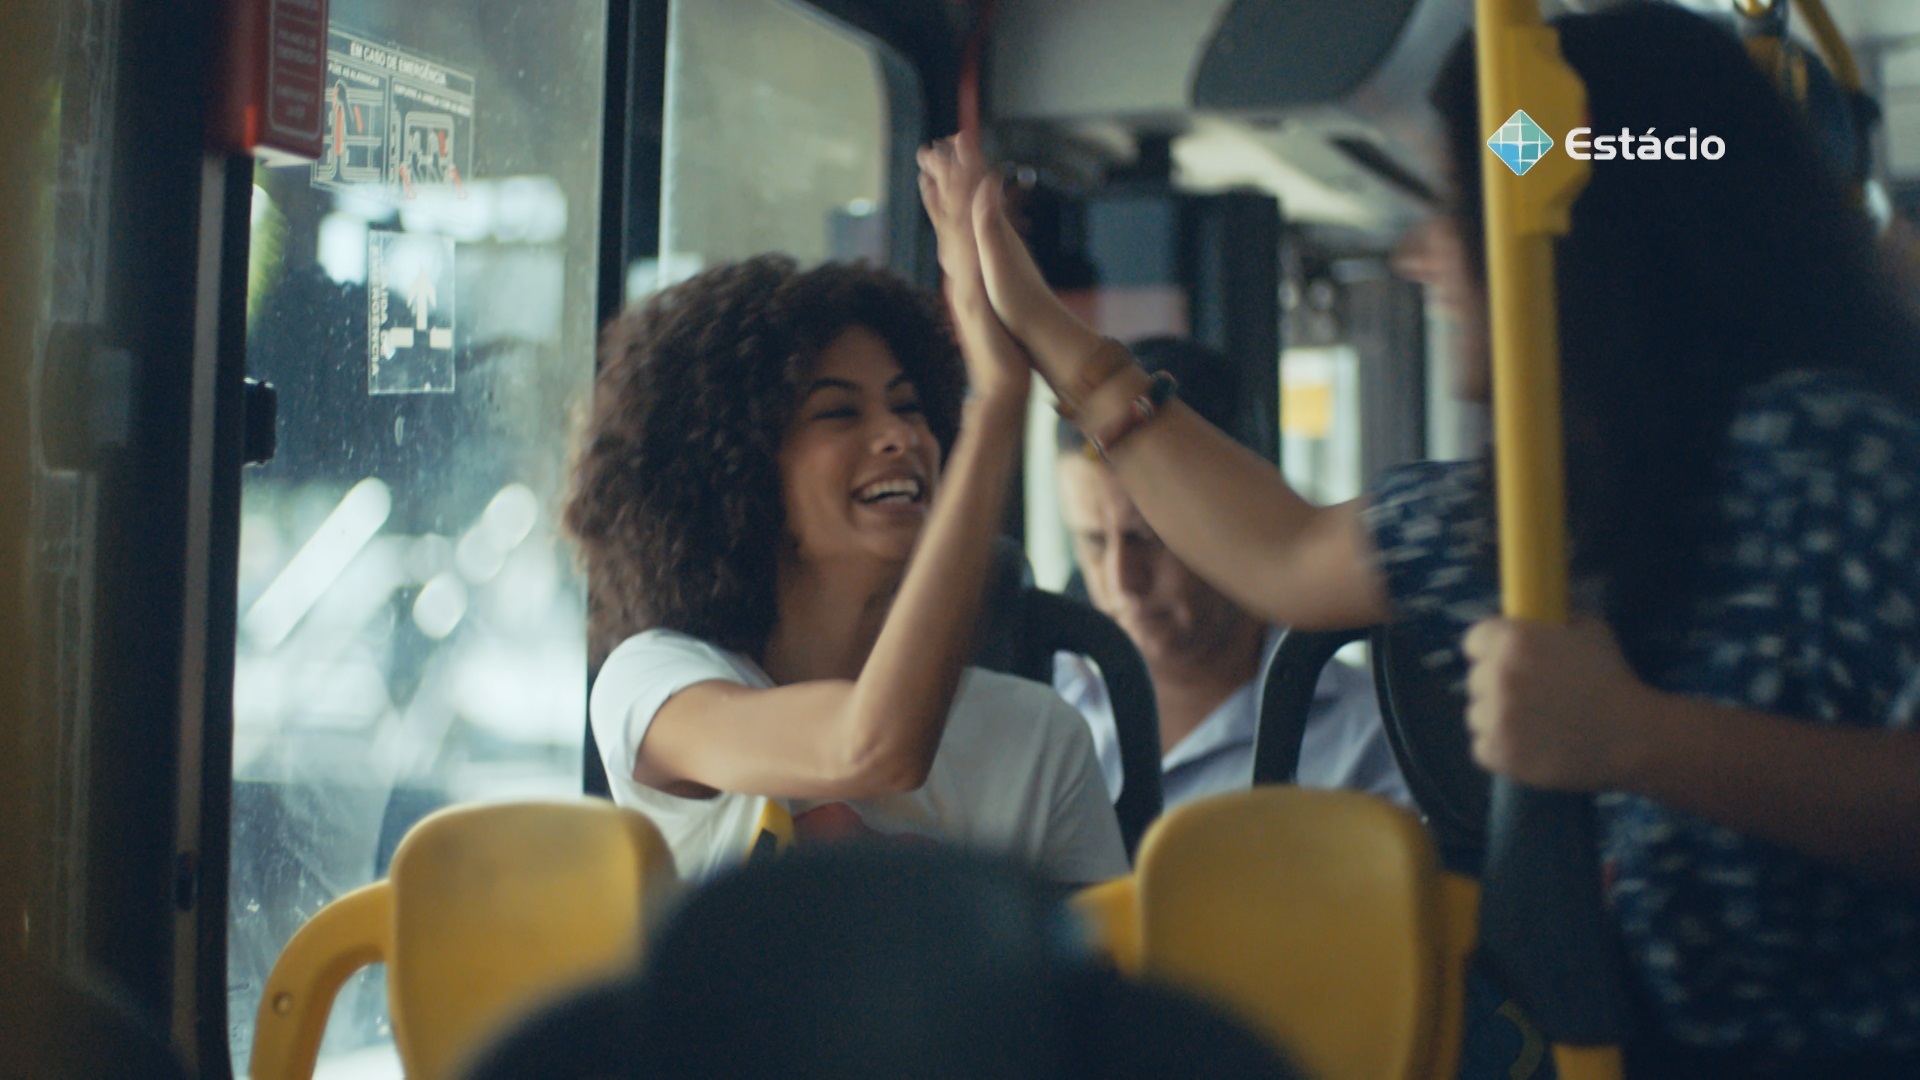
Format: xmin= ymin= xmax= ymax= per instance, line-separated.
xmin=1055 ymin=455 xmax=1259 ymax=672
xmin=777 ymin=325 xmax=941 ymax=569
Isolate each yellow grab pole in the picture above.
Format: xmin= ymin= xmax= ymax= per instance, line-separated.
xmin=1472 ymin=3 xmax=1624 ymax=1078
xmin=1794 ymin=0 xmax=1863 ymax=95
xmin=1475 ymin=0 xmax=1586 ymax=623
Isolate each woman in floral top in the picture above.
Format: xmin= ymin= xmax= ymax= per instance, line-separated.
xmin=937 ymin=5 xmax=1920 ymax=1075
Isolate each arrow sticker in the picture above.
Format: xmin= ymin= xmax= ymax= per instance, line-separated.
xmin=367 ymin=230 xmax=456 ymax=395
xmin=408 ymin=270 xmax=436 ymax=330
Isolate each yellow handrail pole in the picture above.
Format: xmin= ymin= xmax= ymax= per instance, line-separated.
xmin=1792 ymin=0 xmax=1862 ymax=94
xmin=1739 ymin=0 xmax=1873 ymax=209
xmin=1475 ymin=0 xmax=1585 ymax=625
xmin=1472 ymin=3 xmax=1623 ymax=1079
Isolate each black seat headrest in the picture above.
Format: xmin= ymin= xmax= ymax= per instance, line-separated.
xmin=1372 ymin=622 xmax=1488 ymax=867
xmin=1253 ymin=624 xmax=1488 ymax=870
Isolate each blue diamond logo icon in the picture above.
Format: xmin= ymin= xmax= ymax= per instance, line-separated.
xmin=1487 ymin=109 xmax=1554 ymax=176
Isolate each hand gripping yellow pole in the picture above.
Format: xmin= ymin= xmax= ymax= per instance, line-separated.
xmin=1472 ymin=5 xmax=1624 ymax=1080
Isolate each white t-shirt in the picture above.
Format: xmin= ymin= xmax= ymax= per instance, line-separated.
xmin=591 ymin=629 xmax=1129 ymax=885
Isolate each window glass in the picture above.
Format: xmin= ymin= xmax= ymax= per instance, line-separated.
xmin=1280 ymin=344 xmax=1363 ymax=505
xmin=227 ymin=2 xmax=607 ymax=1074
xmin=651 ymin=0 xmax=890 ymax=292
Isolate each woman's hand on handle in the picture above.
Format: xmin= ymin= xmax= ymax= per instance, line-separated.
xmin=1462 ymin=615 xmax=1657 ymax=792
xmin=1463 ymin=614 xmax=1920 ymax=883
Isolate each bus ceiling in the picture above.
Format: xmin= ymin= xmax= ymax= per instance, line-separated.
xmin=981 ymin=0 xmax=1920 ymax=241
xmin=983 ymin=0 xmax=1467 ymax=242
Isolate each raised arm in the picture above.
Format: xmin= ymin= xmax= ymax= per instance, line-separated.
xmin=967 ymin=174 xmax=1392 ymax=630
xmin=633 ymin=137 xmax=1033 ymax=802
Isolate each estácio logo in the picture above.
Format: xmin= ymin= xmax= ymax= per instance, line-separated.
xmin=1486 ymin=108 xmax=1725 ymax=176
xmin=1566 ymin=126 xmax=1725 ymax=162
xmin=1486 ymin=110 xmax=1556 ymax=176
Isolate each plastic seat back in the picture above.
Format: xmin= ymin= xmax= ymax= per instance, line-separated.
xmin=1016 ymin=589 xmax=1163 ymax=857
xmin=977 ymin=539 xmax=1163 ymax=857
xmin=389 ymin=801 xmax=676 ymax=1078
xmin=1134 ymin=788 xmax=1450 ymax=1080
xmin=1255 ymin=623 xmax=1490 ymax=871
xmin=1372 ymin=620 xmax=1490 ymax=865
xmin=249 ymin=799 xmax=676 ymax=1080
xmin=1251 ymin=626 xmax=1369 ymax=785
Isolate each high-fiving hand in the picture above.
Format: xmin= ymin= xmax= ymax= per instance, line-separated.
xmin=917 ymin=132 xmax=1029 ymax=407
xmin=923 ymin=134 xmax=1132 ymax=410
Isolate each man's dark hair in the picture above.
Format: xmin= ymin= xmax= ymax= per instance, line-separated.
xmin=564 ymin=255 xmax=965 ymax=665
xmin=1055 ymin=336 xmax=1252 ymax=455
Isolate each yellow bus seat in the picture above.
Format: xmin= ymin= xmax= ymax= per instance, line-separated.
xmin=248 ymin=798 xmax=677 ymax=1080
xmin=467 ymin=844 xmax=1304 ymax=1079
xmin=1131 ymin=787 xmax=1463 ymax=1080
xmin=1071 ymin=875 xmax=1142 ymax=976
xmin=750 ymin=797 xmax=794 ymax=860
xmin=1429 ymin=871 xmax=1483 ymax=1080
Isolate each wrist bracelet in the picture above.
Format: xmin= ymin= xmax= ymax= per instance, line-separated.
xmin=1085 ymin=370 xmax=1179 ymax=458
xmin=1053 ymin=337 xmax=1138 ymax=421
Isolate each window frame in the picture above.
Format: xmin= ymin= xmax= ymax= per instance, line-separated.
xmin=794 ymin=0 xmax=964 ymax=287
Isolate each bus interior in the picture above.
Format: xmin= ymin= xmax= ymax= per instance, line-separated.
xmin=3 ymin=0 xmax=1919 ymax=1076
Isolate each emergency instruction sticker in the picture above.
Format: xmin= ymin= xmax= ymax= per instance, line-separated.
xmin=367 ymin=231 xmax=456 ymax=394
xmin=313 ymin=28 xmax=474 ymax=201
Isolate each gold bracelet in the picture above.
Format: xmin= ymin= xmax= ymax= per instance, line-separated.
xmin=1084 ymin=370 xmax=1178 ymax=458
xmin=1053 ymin=337 xmax=1138 ymax=421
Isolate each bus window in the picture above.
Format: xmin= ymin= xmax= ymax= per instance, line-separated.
xmin=1279 ymin=343 xmax=1363 ymax=507
xmin=226 ymin=4 xmax=609 ymax=1074
xmin=651 ymin=0 xmax=902 ymax=292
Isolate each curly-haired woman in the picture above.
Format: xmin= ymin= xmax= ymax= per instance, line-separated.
xmin=565 ymin=139 xmax=1125 ymax=885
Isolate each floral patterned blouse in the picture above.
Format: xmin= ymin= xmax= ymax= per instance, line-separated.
xmin=1363 ymin=370 xmax=1920 ymax=1061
